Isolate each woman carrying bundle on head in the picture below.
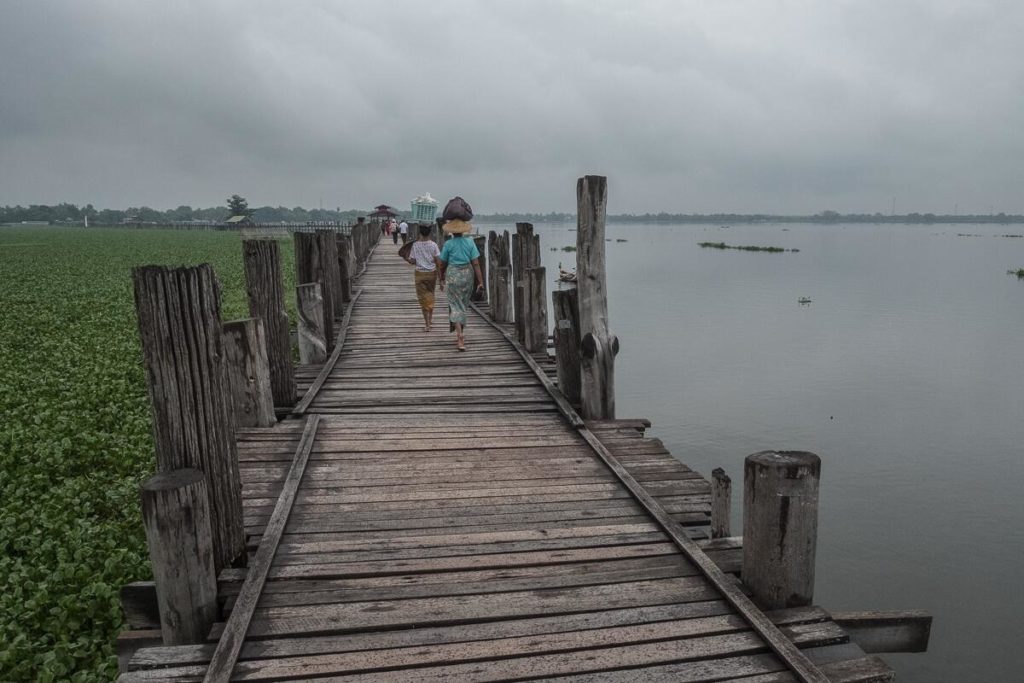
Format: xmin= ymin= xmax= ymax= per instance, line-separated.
xmin=437 ymin=197 xmax=484 ymax=351
xmin=403 ymin=224 xmax=442 ymax=331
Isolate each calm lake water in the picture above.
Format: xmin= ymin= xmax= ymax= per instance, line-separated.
xmin=481 ymin=220 xmax=1024 ymax=682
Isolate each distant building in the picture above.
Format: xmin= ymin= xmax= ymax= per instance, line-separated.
xmin=369 ymin=205 xmax=399 ymax=219
xmin=224 ymin=215 xmax=252 ymax=225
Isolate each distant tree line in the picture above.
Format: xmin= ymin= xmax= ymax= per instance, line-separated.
xmin=2 ymin=203 xmax=1022 ymax=226
xmin=0 ymin=203 xmax=368 ymax=225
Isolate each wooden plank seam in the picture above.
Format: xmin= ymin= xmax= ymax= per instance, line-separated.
xmin=469 ymin=300 xmax=830 ymax=683
xmin=202 ymin=414 xmax=322 ymax=683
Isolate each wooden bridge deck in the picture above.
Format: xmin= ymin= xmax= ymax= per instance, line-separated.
xmin=121 ymin=247 xmax=892 ymax=681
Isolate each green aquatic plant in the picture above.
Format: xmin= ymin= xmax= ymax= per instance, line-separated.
xmin=561 ymin=245 xmax=577 ymax=252
xmin=0 ymin=227 xmax=296 ymax=682
xmin=1007 ymin=269 xmax=1024 ymax=279
xmin=698 ymin=241 xmax=798 ymax=253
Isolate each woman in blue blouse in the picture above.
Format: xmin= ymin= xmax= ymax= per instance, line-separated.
xmin=437 ymin=219 xmax=485 ymax=351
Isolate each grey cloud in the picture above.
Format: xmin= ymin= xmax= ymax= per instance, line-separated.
xmin=1 ymin=0 xmax=1021 ymax=214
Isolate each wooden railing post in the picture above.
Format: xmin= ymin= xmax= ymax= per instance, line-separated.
xmin=336 ymin=234 xmax=353 ymax=303
xmin=242 ymin=239 xmax=296 ymax=409
xmin=576 ymin=175 xmax=618 ymax=420
xmin=132 ymin=264 xmax=244 ymax=572
xmin=472 ymin=234 xmax=488 ymax=303
xmin=222 ymin=318 xmax=275 ymax=428
xmin=294 ymin=232 xmax=335 ymax=349
xmin=742 ymin=451 xmax=821 ymax=609
xmin=552 ymin=287 xmax=581 ymax=404
xmin=296 ymin=283 xmax=327 ymax=364
xmin=711 ymin=467 xmax=732 ymax=539
xmin=513 ymin=223 xmax=540 ymax=344
xmin=524 ymin=266 xmax=548 ymax=352
xmin=316 ymin=229 xmax=343 ymax=319
xmin=140 ymin=469 xmax=217 ymax=645
xmin=487 ymin=230 xmax=512 ymax=322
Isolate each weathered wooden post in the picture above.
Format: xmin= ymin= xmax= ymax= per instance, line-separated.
xmin=513 ymin=223 xmax=541 ymax=344
xmin=488 ymin=230 xmax=513 ymax=322
xmin=242 ymin=239 xmax=296 ymax=409
xmin=296 ymin=283 xmax=327 ymax=364
xmin=742 ymin=451 xmax=821 ymax=609
xmin=472 ymin=234 xmax=488 ymax=303
xmin=222 ymin=318 xmax=275 ymax=428
xmin=140 ymin=469 xmax=218 ymax=645
xmin=336 ymin=233 xmax=353 ymax=303
xmin=524 ymin=267 xmax=548 ymax=352
xmin=132 ymin=264 xmax=244 ymax=572
xmin=316 ymin=229 xmax=343 ymax=318
xmin=576 ymin=175 xmax=618 ymax=419
xmin=552 ymin=287 xmax=581 ymax=404
xmin=711 ymin=467 xmax=732 ymax=539
xmin=294 ymin=232 xmax=335 ymax=349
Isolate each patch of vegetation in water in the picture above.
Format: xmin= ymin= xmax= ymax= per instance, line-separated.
xmin=616 ymin=238 xmax=628 ymax=242
xmin=561 ymin=245 xmax=577 ymax=252
xmin=1007 ymin=269 xmax=1024 ymax=279
xmin=698 ymin=241 xmax=798 ymax=253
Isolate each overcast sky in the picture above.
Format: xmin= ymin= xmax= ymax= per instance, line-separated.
xmin=1 ymin=1 xmax=1021 ymax=214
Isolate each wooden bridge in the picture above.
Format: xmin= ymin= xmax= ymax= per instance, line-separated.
xmin=116 ymin=178 xmax=926 ymax=681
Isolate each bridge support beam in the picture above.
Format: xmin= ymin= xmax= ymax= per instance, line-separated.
xmin=576 ymin=175 xmax=618 ymax=420
xmin=296 ymin=283 xmax=327 ymax=364
xmin=222 ymin=318 xmax=276 ymax=428
xmin=132 ymin=263 xmax=245 ymax=572
xmin=243 ymin=239 xmax=296 ymax=409
xmin=552 ymin=287 xmax=581 ymax=404
xmin=488 ymin=230 xmax=513 ymax=322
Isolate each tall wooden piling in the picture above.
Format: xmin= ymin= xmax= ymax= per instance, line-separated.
xmin=742 ymin=450 xmax=821 ymax=610
xmin=552 ymin=287 xmax=581 ymax=404
xmin=140 ymin=469 xmax=218 ymax=645
xmin=316 ymin=229 xmax=343 ymax=318
xmin=472 ymin=234 xmax=488 ymax=303
xmin=336 ymin=234 xmax=353 ymax=303
xmin=524 ymin=266 xmax=548 ymax=352
xmin=488 ymin=230 xmax=513 ymax=322
xmin=296 ymin=283 xmax=327 ymax=364
xmin=242 ymin=240 xmax=296 ymax=409
xmin=711 ymin=467 xmax=732 ymax=539
xmin=576 ymin=175 xmax=618 ymax=420
xmin=132 ymin=264 xmax=244 ymax=572
xmin=222 ymin=318 xmax=275 ymax=428
xmin=294 ymin=232 xmax=336 ymax=349
xmin=513 ymin=223 xmax=541 ymax=344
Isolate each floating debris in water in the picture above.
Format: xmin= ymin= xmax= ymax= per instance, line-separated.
xmin=616 ymin=238 xmax=628 ymax=242
xmin=798 ymin=297 xmax=812 ymax=305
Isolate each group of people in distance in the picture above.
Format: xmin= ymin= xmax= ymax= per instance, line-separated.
xmin=400 ymin=197 xmax=483 ymax=352
xmin=382 ymin=217 xmax=410 ymax=245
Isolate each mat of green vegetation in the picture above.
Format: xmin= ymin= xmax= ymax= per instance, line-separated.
xmin=0 ymin=227 xmax=295 ymax=681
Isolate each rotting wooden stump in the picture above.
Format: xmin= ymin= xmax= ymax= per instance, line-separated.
xmin=743 ymin=450 xmax=821 ymax=610
xmin=296 ymin=283 xmax=327 ymax=364
xmin=140 ymin=469 xmax=217 ymax=646
xmin=524 ymin=266 xmax=548 ymax=353
xmin=336 ymin=233 xmax=353 ymax=303
xmin=242 ymin=239 xmax=296 ymax=409
xmin=552 ymin=287 xmax=581 ymax=404
xmin=711 ymin=467 xmax=732 ymax=539
xmin=294 ymin=232 xmax=336 ymax=349
xmin=222 ymin=318 xmax=275 ymax=428
xmin=488 ymin=230 xmax=512 ymax=322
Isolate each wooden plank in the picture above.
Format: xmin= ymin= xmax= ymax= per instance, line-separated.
xmin=202 ymin=415 xmax=321 ymax=683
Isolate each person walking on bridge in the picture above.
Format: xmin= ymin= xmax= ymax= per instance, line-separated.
xmin=437 ymin=197 xmax=483 ymax=351
xmin=404 ymin=224 xmax=442 ymax=331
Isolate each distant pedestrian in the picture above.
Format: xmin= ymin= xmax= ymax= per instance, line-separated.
xmin=399 ymin=220 xmax=409 ymax=244
xmin=404 ymin=224 xmax=442 ymax=331
xmin=390 ymin=218 xmax=399 ymax=244
xmin=438 ymin=215 xmax=483 ymax=351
